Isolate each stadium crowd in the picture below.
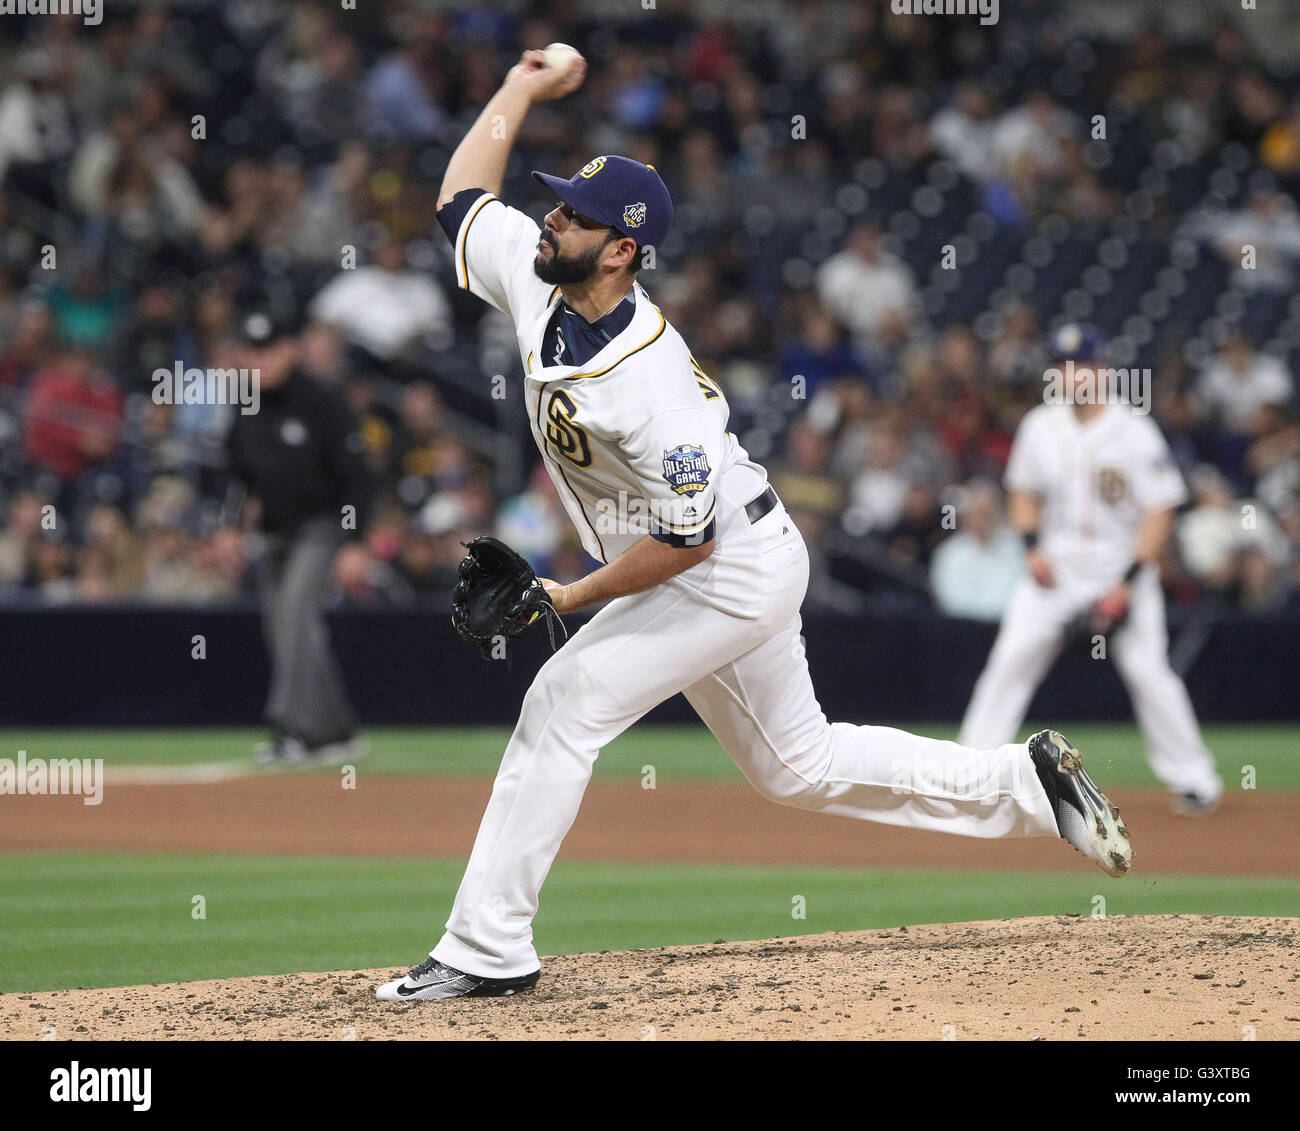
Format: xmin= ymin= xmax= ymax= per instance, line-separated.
xmin=1 ymin=0 xmax=1298 ymax=618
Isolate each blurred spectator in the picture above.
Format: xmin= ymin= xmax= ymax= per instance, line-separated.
xmin=83 ymin=502 xmax=145 ymax=597
xmin=844 ymin=424 xmax=913 ymax=534
xmin=113 ymin=283 xmax=197 ymax=394
xmin=990 ymin=90 xmax=1075 ymax=181
xmin=138 ymin=477 xmax=206 ymax=603
xmin=768 ymin=419 xmax=844 ymax=544
xmin=364 ymin=38 xmax=447 ymax=144
xmin=986 ymin=301 xmax=1045 ymax=387
xmin=816 ymin=222 xmax=918 ymax=357
xmin=779 ymin=306 xmax=869 ymax=399
xmin=930 ymin=480 xmax=1024 ymax=620
xmin=496 ymin=463 xmax=568 ymax=575
xmin=22 ymin=346 xmax=124 ymax=490
xmin=308 ymin=236 xmax=451 ymax=370
xmin=1203 ymin=188 xmax=1300 ymax=293
xmin=0 ymin=299 xmax=57 ymax=387
xmin=882 ymin=480 xmax=946 ymax=569
xmin=0 ymin=49 xmax=76 ymax=191
xmin=1196 ymin=336 xmax=1293 ymax=437
xmin=1247 ymin=404 xmax=1300 ymax=515
xmin=930 ymin=82 xmax=998 ymax=182
xmin=1177 ymin=465 xmax=1288 ymax=604
xmin=0 ymin=489 xmax=48 ymax=587
xmin=47 ymin=263 xmax=122 ymax=350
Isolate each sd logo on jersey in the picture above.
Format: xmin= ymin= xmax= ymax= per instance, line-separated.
xmin=662 ymin=444 xmax=711 ymax=496
xmin=1098 ymin=467 xmax=1128 ymax=505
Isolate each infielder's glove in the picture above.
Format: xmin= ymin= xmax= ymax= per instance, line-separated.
xmin=1061 ymin=601 xmax=1129 ymax=657
xmin=451 ymin=536 xmax=567 ymax=659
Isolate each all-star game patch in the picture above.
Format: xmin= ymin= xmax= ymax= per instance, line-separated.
xmin=662 ymin=444 xmax=711 ymax=497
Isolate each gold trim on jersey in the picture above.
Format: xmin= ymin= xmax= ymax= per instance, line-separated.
xmin=656 ymin=498 xmax=716 ymax=535
xmin=557 ymin=307 xmax=667 ymax=380
xmin=456 ymin=192 xmax=500 ymax=290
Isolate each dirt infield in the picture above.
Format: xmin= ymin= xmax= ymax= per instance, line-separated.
xmin=4 ymin=772 xmax=1296 ymax=1039
xmin=2 ymin=775 xmax=1296 ymax=875
xmin=2 ymin=915 xmax=1295 ymax=1040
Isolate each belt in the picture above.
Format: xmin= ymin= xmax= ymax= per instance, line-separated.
xmin=744 ymin=485 xmax=779 ymax=524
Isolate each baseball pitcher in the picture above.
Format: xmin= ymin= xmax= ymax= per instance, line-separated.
xmin=958 ymin=323 xmax=1223 ymax=815
xmin=378 ymin=50 xmax=1133 ymax=1003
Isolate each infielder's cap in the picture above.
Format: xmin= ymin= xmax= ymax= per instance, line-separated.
xmin=1050 ymin=321 xmax=1106 ymax=361
xmin=532 ymin=155 xmax=673 ymax=250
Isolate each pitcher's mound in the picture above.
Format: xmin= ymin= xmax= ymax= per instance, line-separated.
xmin=3 ymin=915 xmax=1296 ymax=1041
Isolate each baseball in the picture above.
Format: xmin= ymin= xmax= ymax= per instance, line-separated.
xmin=542 ymin=42 xmax=582 ymax=72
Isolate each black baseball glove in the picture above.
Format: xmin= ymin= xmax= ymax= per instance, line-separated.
xmin=451 ymin=536 xmax=567 ymax=659
xmin=1061 ymin=601 xmax=1130 ymax=657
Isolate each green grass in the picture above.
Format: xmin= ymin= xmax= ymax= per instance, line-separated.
xmin=2 ymin=853 xmax=1297 ymax=993
xmin=0 ymin=723 xmax=1293 ymax=789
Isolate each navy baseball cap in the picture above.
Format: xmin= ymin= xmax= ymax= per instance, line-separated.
xmin=532 ymin=155 xmax=673 ymax=250
xmin=1050 ymin=322 xmax=1106 ymax=361
xmin=237 ymin=309 xmax=293 ymax=345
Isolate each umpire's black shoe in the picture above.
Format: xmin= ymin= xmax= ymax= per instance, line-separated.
xmin=1028 ymin=729 xmax=1133 ymax=878
xmin=376 ymin=956 xmax=541 ymax=1001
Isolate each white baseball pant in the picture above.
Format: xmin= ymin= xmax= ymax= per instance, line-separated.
xmin=432 ymin=512 xmax=1060 ymax=979
xmin=959 ymin=566 xmax=1222 ymax=800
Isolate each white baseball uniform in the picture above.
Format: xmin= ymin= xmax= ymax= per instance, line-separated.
xmin=432 ymin=191 xmax=1062 ymax=979
xmin=959 ymin=401 xmax=1222 ymax=802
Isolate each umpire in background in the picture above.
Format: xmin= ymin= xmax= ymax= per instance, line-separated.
xmin=226 ymin=309 xmax=373 ymax=764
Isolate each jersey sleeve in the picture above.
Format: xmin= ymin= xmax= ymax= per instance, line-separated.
xmin=436 ymin=189 xmax=543 ymax=320
xmin=1130 ymin=419 xmax=1188 ymax=512
xmin=1004 ymin=409 xmax=1048 ymax=494
xmin=621 ymin=408 xmax=722 ymax=546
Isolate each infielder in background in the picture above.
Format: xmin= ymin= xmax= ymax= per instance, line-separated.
xmin=959 ymin=323 xmax=1223 ymax=816
xmin=378 ymin=50 xmax=1133 ymax=1003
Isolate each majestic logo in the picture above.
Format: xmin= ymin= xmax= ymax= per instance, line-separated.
xmin=1098 ymin=467 xmax=1127 ymax=505
xmin=622 ymin=202 xmax=647 ymax=228
xmin=662 ymin=444 xmax=711 ymax=497
xmin=578 ymin=157 xmax=607 ymax=179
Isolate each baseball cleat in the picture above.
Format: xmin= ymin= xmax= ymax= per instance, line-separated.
xmin=1028 ymin=729 xmax=1133 ymax=877
xmin=254 ymin=733 xmax=366 ymax=767
xmin=1171 ymin=790 xmax=1221 ymax=818
xmin=375 ymin=956 xmax=541 ymax=1002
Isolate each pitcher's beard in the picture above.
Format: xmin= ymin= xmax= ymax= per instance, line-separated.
xmin=533 ymin=239 xmax=604 ymax=285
